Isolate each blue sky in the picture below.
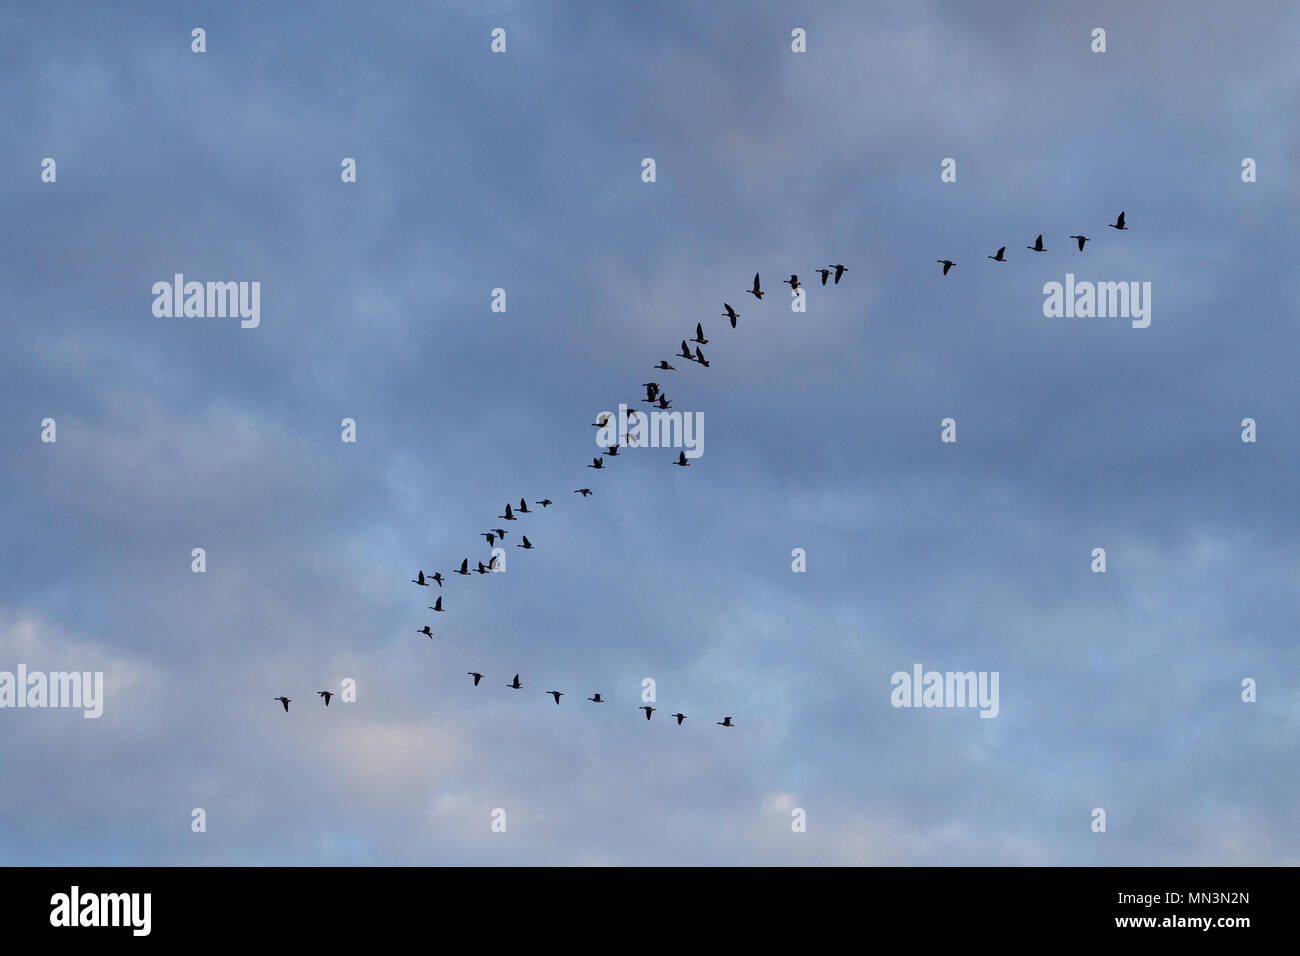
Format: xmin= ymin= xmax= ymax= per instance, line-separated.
xmin=1 ymin=0 xmax=1297 ymax=864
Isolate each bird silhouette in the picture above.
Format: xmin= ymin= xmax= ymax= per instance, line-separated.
xmin=588 ymin=693 xmax=604 ymax=703
xmin=722 ymin=303 xmax=739 ymax=328
xmin=747 ymin=273 xmax=764 ymax=299
xmin=1027 ymin=234 xmax=1046 ymax=252
xmin=467 ymin=672 xmax=484 ymax=686
xmin=640 ymin=705 xmax=656 ymax=721
xmin=657 ymin=395 xmax=672 ymax=409
xmin=654 ymin=360 xmax=676 ymax=370
xmin=604 ymin=445 xmax=619 ymax=456
xmin=499 ymin=503 xmax=516 ymax=520
xmin=483 ymin=532 xmax=496 ymax=546
xmin=671 ymin=713 xmax=687 ymax=725
xmin=592 ymin=413 xmax=611 ymax=427
xmin=318 ymin=691 xmax=333 ymax=706
xmin=454 ymin=559 xmax=471 ymax=576
xmin=588 ymin=457 xmax=604 ymax=469
xmin=674 ymin=451 xmax=690 ymax=467
xmin=517 ymin=535 xmax=533 ymax=549
xmin=937 ymin=259 xmax=955 ymax=275
xmin=1108 ymin=210 xmax=1127 ymax=230
xmin=429 ymin=596 xmax=444 ymax=612
xmin=783 ymin=274 xmax=801 ymax=291
xmin=417 ymin=625 xmax=435 ymax=637
xmin=274 ymin=696 xmax=291 ymax=712
xmin=815 ymin=268 xmax=831 ymax=285
xmin=517 ymin=498 xmax=531 ymax=514
xmin=717 ymin=716 xmax=734 ymax=727
xmin=508 ymin=674 xmax=522 ymax=689
xmin=575 ymin=488 xmax=592 ymax=497
xmin=535 ymin=499 xmax=552 ymax=508
xmin=678 ymin=340 xmax=694 ymax=359
xmin=547 ymin=691 xmax=563 ymax=705
xmin=1069 ymin=234 xmax=1089 ymax=251
xmin=691 ymin=323 xmax=708 ymax=345
xmin=987 ymin=247 xmax=1006 ymax=262
xmin=694 ymin=346 xmax=709 ymax=368
xmin=411 ymin=570 xmax=432 ymax=586
xmin=831 ymin=264 xmax=848 ymax=284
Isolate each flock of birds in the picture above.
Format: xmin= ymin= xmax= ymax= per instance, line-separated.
xmin=276 ymin=219 xmax=1127 ymax=722
xmin=935 ymin=210 xmax=1128 ymax=274
xmin=269 ymin=262 xmax=853 ymax=726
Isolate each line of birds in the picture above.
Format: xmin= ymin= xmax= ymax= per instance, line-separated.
xmin=274 ymin=262 xmax=854 ymax=724
xmin=935 ymin=210 xmax=1128 ymax=274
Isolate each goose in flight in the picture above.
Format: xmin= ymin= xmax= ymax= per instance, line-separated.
xmin=492 ymin=529 xmax=508 ymax=539
xmin=1069 ymin=234 xmax=1089 ymax=251
xmin=640 ymin=705 xmax=656 ymax=721
xmin=274 ymin=696 xmax=291 ymax=712
xmin=657 ymin=395 xmax=672 ymax=409
xmin=411 ymin=570 xmax=433 ymax=587
xmin=1108 ymin=210 xmax=1127 ymax=230
xmin=653 ymin=360 xmax=676 ymax=370
xmin=937 ymin=259 xmax=955 ymax=275
xmin=483 ymin=532 xmax=496 ymax=547
xmin=783 ymin=274 xmax=801 ymax=291
xmin=474 ymin=560 xmax=491 ymax=574
xmin=508 ymin=674 xmax=523 ymax=689
xmin=604 ymin=445 xmax=619 ymax=456
xmin=722 ymin=303 xmax=739 ymax=328
xmin=642 ymin=382 xmax=660 ymax=401
xmin=815 ymin=268 xmax=831 ymax=285
xmin=587 ymin=693 xmax=604 ymax=703
xmin=691 ymin=323 xmax=708 ymax=345
xmin=1027 ymin=234 xmax=1046 ymax=252
xmin=467 ymin=672 xmax=484 ymax=686
xmin=674 ymin=451 xmax=690 ymax=467
xmin=678 ymin=340 xmax=694 ymax=359
xmin=694 ymin=346 xmax=709 ymax=368
xmin=499 ymin=503 xmax=516 ymax=521
xmin=575 ymin=488 xmax=593 ymax=497
xmin=517 ymin=535 xmax=534 ymax=549
xmin=429 ymin=596 xmax=444 ymax=612
xmin=831 ymin=264 xmax=848 ymax=284
xmin=517 ymin=498 xmax=531 ymax=514
xmin=454 ymin=558 xmax=471 ymax=576
xmin=546 ymin=691 xmax=564 ymax=705
xmin=747 ymin=273 xmax=764 ymax=299
xmin=489 ymin=554 xmax=502 ymax=571
xmin=987 ymin=247 xmax=1006 ymax=262
xmin=535 ymin=499 xmax=552 ymax=508
xmin=588 ymin=457 xmax=605 ymax=469
xmin=717 ymin=716 xmax=734 ymax=727
xmin=318 ymin=691 xmax=333 ymax=706
xmin=592 ymin=413 xmax=611 ymax=427
xmin=671 ymin=712 xmax=688 ymax=725
xmin=417 ymin=625 xmax=435 ymax=637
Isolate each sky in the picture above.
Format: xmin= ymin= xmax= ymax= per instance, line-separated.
xmin=1 ymin=0 xmax=1297 ymax=865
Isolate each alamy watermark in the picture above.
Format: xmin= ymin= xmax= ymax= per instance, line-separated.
xmin=0 ymin=665 xmax=103 ymax=718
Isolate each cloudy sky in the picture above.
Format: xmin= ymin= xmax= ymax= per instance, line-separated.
xmin=2 ymin=0 xmax=1297 ymax=865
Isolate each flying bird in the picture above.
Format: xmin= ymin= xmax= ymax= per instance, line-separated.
xmin=640 ymin=705 xmax=656 ymax=721
xmin=1108 ymin=210 xmax=1127 ymax=230
xmin=575 ymin=488 xmax=593 ymax=497
xmin=274 ymin=696 xmax=291 ymax=712
xmin=592 ymin=413 xmax=611 ymax=427
xmin=430 ymin=572 xmax=444 ymax=587
xmin=691 ymin=323 xmax=708 ymax=345
xmin=747 ymin=273 xmax=764 ymax=299
xmin=1027 ymin=234 xmax=1046 ymax=252
xmin=417 ymin=625 xmax=435 ymax=637
xmin=815 ymin=268 xmax=831 ymax=285
xmin=467 ymin=672 xmax=484 ymax=686
xmin=588 ymin=457 xmax=604 ymax=469
xmin=674 ymin=451 xmax=690 ymax=467
xmin=937 ymin=259 xmax=955 ymax=275
xmin=517 ymin=498 xmax=531 ymax=513
xmin=499 ymin=503 xmax=516 ymax=520
xmin=547 ymin=691 xmax=564 ymax=705
xmin=654 ymin=360 xmax=676 ymax=370
xmin=454 ymin=559 xmax=471 ymax=576
xmin=694 ymin=347 xmax=709 ymax=367
xmin=517 ymin=535 xmax=534 ymax=549
xmin=483 ymin=533 xmax=496 ymax=546
xmin=657 ymin=395 xmax=672 ymax=409
xmin=604 ymin=445 xmax=619 ymax=456
xmin=642 ymin=382 xmax=660 ymax=401
xmin=508 ymin=674 xmax=523 ymax=689
xmin=587 ymin=693 xmax=604 ymax=703
xmin=671 ymin=713 xmax=687 ymax=725
xmin=411 ymin=570 xmax=432 ymax=586
xmin=717 ymin=716 xmax=734 ymax=727
xmin=475 ymin=561 xmax=491 ymax=575
xmin=987 ymin=247 xmax=1006 ymax=262
xmin=535 ymin=499 xmax=552 ymax=508
xmin=783 ymin=274 xmax=801 ymax=291
xmin=318 ymin=691 xmax=333 ymax=706
xmin=722 ymin=303 xmax=739 ymax=328
xmin=678 ymin=340 xmax=694 ymax=359
xmin=831 ymin=264 xmax=848 ymax=284
xmin=492 ymin=529 xmax=507 ymax=539
xmin=1069 ymin=234 xmax=1089 ymax=251
xmin=429 ymin=596 xmax=444 ymax=612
